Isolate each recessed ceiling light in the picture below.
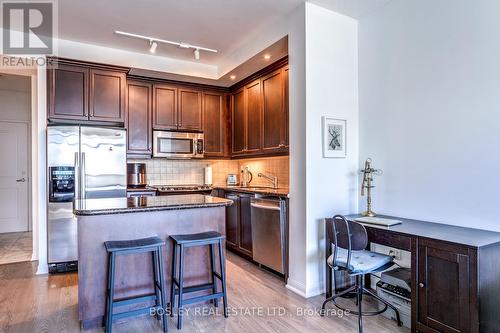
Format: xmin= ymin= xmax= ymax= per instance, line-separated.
xmin=264 ymin=54 xmax=271 ymax=60
xmin=230 ymin=75 xmax=236 ymax=80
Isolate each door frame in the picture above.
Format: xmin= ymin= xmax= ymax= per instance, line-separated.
xmin=0 ymin=120 xmax=31 ymax=233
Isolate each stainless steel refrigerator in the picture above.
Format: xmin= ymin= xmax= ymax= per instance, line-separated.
xmin=47 ymin=125 xmax=126 ymax=272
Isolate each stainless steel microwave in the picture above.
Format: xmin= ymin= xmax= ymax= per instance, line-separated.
xmin=153 ymin=131 xmax=204 ymax=159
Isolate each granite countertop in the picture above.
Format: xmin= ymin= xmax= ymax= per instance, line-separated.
xmin=74 ymin=194 xmax=233 ymax=216
xmin=214 ymin=186 xmax=289 ymax=197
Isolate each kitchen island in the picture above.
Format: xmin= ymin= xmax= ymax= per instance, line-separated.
xmin=74 ymin=194 xmax=232 ymax=328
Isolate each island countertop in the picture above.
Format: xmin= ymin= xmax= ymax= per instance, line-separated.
xmin=73 ymin=194 xmax=233 ymax=216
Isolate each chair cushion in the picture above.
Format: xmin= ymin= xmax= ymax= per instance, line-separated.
xmin=327 ymin=248 xmax=394 ymax=275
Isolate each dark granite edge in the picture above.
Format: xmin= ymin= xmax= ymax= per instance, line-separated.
xmin=74 ymin=200 xmax=233 ymax=216
xmin=214 ymin=186 xmax=289 ymax=197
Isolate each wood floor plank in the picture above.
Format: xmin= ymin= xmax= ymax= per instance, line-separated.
xmin=0 ymin=252 xmax=409 ymax=332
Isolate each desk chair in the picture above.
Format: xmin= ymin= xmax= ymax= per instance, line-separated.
xmin=321 ymin=215 xmax=402 ymax=333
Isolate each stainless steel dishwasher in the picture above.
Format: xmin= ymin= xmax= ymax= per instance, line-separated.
xmin=250 ymin=197 xmax=287 ymax=274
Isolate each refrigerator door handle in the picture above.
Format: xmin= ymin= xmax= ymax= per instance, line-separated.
xmin=81 ymin=152 xmax=86 ymax=199
xmin=74 ymin=152 xmax=80 ymax=199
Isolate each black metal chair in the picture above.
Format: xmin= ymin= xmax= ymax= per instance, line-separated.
xmin=169 ymin=231 xmax=228 ymax=330
xmin=104 ymin=236 xmax=168 ymax=333
xmin=321 ymin=215 xmax=402 ymax=332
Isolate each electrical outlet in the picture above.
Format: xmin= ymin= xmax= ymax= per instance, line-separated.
xmin=388 ymin=249 xmax=402 ymax=260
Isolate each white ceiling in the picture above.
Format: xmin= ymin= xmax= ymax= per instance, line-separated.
xmin=308 ymin=0 xmax=392 ymax=19
xmin=58 ymin=0 xmax=303 ymax=66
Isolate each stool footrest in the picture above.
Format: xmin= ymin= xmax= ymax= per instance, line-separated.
xmin=174 ymin=282 xmax=215 ymax=294
xmin=113 ymin=294 xmax=157 ymax=307
xmin=182 ymin=292 xmax=225 ymax=306
xmin=113 ymin=306 xmax=160 ymax=321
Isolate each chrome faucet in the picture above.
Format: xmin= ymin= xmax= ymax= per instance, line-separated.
xmin=258 ymin=172 xmax=278 ymax=189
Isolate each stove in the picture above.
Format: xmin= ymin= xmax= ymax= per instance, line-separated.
xmin=151 ymin=184 xmax=213 ymax=195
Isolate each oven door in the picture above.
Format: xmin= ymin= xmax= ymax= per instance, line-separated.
xmin=153 ymin=131 xmax=196 ymax=158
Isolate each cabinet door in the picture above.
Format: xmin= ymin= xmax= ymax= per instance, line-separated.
xmin=417 ymin=239 xmax=472 ymax=333
xmin=262 ymin=69 xmax=284 ymax=152
xmin=282 ymin=66 xmax=289 ymax=148
xmin=89 ymin=69 xmax=126 ymax=122
xmin=48 ymin=64 xmax=89 ymax=121
xmin=178 ymin=88 xmax=202 ymax=131
xmin=239 ymin=194 xmax=253 ymax=255
xmin=225 ymin=193 xmax=240 ymax=248
xmin=245 ymin=79 xmax=262 ymax=153
xmin=153 ymin=85 xmax=178 ymax=130
xmin=203 ymin=91 xmax=225 ymax=157
xmin=126 ymin=81 xmax=152 ymax=156
xmin=232 ymin=88 xmax=246 ymax=154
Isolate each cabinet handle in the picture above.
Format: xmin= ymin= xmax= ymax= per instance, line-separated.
xmin=279 ymin=143 xmax=285 ymax=148
xmin=419 ymin=283 xmax=425 ymax=288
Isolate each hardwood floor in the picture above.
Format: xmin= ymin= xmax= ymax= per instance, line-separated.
xmin=0 ymin=252 xmax=408 ymax=333
xmin=0 ymin=232 xmax=32 ymax=265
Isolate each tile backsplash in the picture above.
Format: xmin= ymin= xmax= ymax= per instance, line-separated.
xmin=128 ymin=156 xmax=289 ymax=188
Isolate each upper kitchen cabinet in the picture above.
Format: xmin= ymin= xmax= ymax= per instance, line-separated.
xmin=178 ymin=88 xmax=202 ymax=131
xmin=153 ymin=84 xmax=178 ymax=130
xmin=203 ymin=91 xmax=226 ymax=158
xmin=126 ymin=80 xmax=152 ymax=158
xmin=262 ymin=68 xmax=287 ymax=153
xmin=153 ymin=85 xmax=203 ymax=131
xmin=245 ymin=79 xmax=263 ymax=154
xmin=48 ymin=64 xmax=89 ymax=121
xmin=47 ymin=59 xmax=128 ymax=124
xmin=230 ymin=61 xmax=289 ymax=157
xmin=89 ymin=69 xmax=126 ymax=122
xmin=231 ymin=88 xmax=246 ymax=155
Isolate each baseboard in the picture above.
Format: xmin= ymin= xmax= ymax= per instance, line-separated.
xmin=286 ymin=278 xmax=308 ymax=298
xmin=286 ymin=278 xmax=325 ymax=298
xmin=36 ymin=261 xmax=48 ymax=275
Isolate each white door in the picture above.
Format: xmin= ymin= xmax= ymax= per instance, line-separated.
xmin=0 ymin=122 xmax=29 ymax=233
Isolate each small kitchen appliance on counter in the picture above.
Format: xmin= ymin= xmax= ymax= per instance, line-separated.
xmin=227 ymin=174 xmax=238 ymax=185
xmin=127 ymin=163 xmax=147 ymax=188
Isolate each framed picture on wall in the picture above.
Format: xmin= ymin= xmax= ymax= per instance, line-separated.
xmin=322 ymin=117 xmax=346 ymax=158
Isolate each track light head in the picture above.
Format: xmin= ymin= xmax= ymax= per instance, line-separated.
xmin=149 ymin=40 xmax=157 ymax=53
xmin=194 ymin=48 xmax=200 ymax=60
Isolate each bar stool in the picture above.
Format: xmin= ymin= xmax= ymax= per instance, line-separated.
xmin=169 ymin=231 xmax=228 ymax=329
xmin=104 ymin=236 xmax=168 ymax=333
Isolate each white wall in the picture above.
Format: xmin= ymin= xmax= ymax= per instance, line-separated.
xmin=286 ymin=2 xmax=359 ymax=297
xmin=0 ymin=74 xmax=31 ymax=121
xmin=359 ymin=0 xmax=500 ymax=231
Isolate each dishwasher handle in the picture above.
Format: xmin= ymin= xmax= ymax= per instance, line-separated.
xmin=250 ymin=202 xmax=281 ymax=211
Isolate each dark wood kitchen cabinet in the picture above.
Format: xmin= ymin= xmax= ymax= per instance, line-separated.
xmin=245 ymin=79 xmax=262 ymax=153
xmin=417 ymin=238 xmax=474 ymax=333
xmin=126 ymin=81 xmax=152 ymax=158
xmin=203 ymin=91 xmax=226 ymax=157
xmin=153 ymin=84 xmax=178 ymax=130
xmin=47 ymin=59 xmax=127 ymax=123
xmin=230 ymin=61 xmax=288 ymax=158
xmin=48 ymin=64 xmax=89 ymax=121
xmin=89 ymin=69 xmax=126 ymax=122
xmin=224 ymin=192 xmax=253 ymax=257
xmin=231 ymin=88 xmax=246 ymax=155
xmin=178 ymin=88 xmax=202 ymax=131
xmin=262 ymin=68 xmax=287 ymax=153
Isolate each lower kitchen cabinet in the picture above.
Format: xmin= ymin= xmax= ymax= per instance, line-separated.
xmin=224 ymin=192 xmax=253 ymax=257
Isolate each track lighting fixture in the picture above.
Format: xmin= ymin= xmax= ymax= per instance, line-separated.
xmin=115 ymin=30 xmax=218 ymax=60
xmin=149 ymin=40 xmax=157 ymax=53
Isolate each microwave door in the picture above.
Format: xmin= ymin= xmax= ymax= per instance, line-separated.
xmin=157 ymin=137 xmax=194 ymax=158
xmin=80 ymin=127 xmax=127 ymax=199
